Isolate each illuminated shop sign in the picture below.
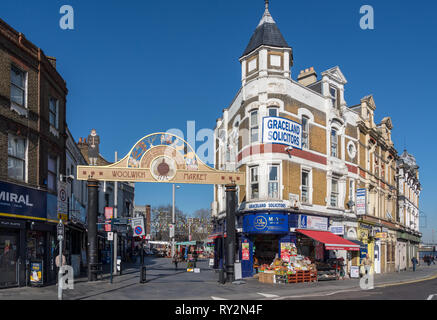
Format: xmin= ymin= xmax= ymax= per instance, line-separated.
xmin=262 ymin=117 xmax=302 ymax=149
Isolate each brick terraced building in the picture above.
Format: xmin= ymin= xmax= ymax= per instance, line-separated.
xmin=0 ymin=18 xmax=67 ymax=288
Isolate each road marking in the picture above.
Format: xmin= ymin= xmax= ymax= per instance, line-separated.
xmin=427 ymin=294 xmax=436 ymax=300
xmin=211 ymin=296 xmax=228 ymax=300
xmin=258 ymin=293 xmax=280 ymax=298
xmin=274 ymin=288 xmax=363 ymax=300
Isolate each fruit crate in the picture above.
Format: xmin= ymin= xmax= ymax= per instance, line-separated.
xmin=287 ymin=270 xmax=318 ymax=283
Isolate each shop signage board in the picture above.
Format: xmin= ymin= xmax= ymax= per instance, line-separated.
xmin=375 ymin=232 xmax=388 ymax=239
xmin=0 ymin=181 xmax=47 ymax=220
xmin=350 ymin=266 xmax=360 ymax=278
xmin=356 ymin=188 xmax=366 ymax=215
xmin=243 ymin=213 xmax=288 ymax=234
xmin=329 ymin=226 xmax=344 ymax=235
xmin=262 ymin=116 xmax=302 ymax=149
xmin=76 ymin=133 xmax=245 ymax=185
xmin=298 ymin=215 xmax=328 ymax=231
xmin=240 ymin=200 xmax=289 ymax=211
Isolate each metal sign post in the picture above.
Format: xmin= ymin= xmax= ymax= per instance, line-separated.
xmin=57 ymin=220 xmax=64 ymax=300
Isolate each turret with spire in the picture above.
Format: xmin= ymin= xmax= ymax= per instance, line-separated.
xmin=239 ymin=0 xmax=293 ymax=85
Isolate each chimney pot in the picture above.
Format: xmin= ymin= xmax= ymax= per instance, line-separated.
xmin=297 ymin=67 xmax=318 ymax=87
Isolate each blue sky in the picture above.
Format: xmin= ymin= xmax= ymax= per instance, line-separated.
xmin=1 ymin=0 xmax=436 ymax=242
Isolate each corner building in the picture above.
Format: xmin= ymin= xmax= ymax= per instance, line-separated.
xmin=212 ymin=4 xmax=362 ymax=278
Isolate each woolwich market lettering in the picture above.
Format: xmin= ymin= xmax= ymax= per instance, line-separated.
xmin=77 ymin=133 xmax=245 ymax=185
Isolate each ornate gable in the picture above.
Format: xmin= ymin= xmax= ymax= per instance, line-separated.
xmin=321 ymin=66 xmax=348 ymax=85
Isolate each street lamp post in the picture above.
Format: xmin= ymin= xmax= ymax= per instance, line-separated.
xmin=171 ymin=184 xmax=180 ymax=257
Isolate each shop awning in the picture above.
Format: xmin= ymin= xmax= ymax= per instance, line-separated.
xmin=296 ymin=229 xmax=360 ymax=251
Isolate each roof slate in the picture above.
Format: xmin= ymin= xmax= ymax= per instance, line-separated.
xmin=242 ymin=10 xmax=290 ymax=57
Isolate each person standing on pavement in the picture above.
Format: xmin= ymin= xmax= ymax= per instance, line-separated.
xmin=411 ymin=256 xmax=418 ymax=271
xmin=361 ymin=254 xmax=372 ymax=275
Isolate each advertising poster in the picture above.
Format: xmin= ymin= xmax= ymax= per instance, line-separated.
xmin=280 ymin=242 xmax=292 ymax=262
xmin=242 ymin=243 xmax=250 ymax=261
xmin=30 ymin=261 xmax=43 ymax=285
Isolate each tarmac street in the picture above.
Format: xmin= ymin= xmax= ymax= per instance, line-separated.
xmin=1 ymin=258 xmax=437 ymax=300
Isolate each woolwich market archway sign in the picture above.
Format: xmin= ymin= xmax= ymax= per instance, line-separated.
xmin=77 ymin=132 xmax=245 ymax=185
xmin=78 ymin=133 xmax=244 ymax=283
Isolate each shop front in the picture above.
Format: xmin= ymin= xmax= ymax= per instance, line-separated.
xmin=0 ymin=218 xmax=26 ymax=287
xmin=358 ymin=222 xmax=376 ymax=274
xmin=0 ymin=181 xmax=56 ymax=288
xmin=295 ymin=228 xmax=360 ymax=280
xmin=240 ymin=212 xmax=290 ymax=278
xmin=397 ymin=231 xmax=421 ymax=269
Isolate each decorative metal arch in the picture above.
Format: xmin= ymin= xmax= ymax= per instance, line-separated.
xmin=77 ymin=132 xmax=245 ymax=185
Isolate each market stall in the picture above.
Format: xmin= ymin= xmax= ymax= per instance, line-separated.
xmin=296 ymin=229 xmax=360 ymax=281
xmin=257 ymin=243 xmax=318 ymax=284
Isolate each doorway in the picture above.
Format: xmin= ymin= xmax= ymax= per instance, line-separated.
xmin=0 ymin=231 xmax=19 ymax=288
xmin=374 ymin=241 xmax=381 ymax=274
xmin=253 ymin=234 xmax=280 ymax=265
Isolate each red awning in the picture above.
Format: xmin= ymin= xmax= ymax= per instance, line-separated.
xmin=296 ymin=229 xmax=360 ymax=251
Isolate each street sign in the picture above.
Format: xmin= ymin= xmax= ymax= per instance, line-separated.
xmin=108 ymin=232 xmax=114 ymax=241
xmin=132 ymin=217 xmax=145 ymax=237
xmin=105 ymin=207 xmax=114 ymax=219
xmin=57 ymin=181 xmax=69 ymax=219
xmin=169 ymin=224 xmax=175 ymax=238
xmin=57 ymin=221 xmax=64 ymax=241
xmin=105 ymin=220 xmax=112 ymax=232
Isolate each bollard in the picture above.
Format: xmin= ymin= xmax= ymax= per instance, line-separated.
xmin=140 ymin=265 xmax=147 ymax=283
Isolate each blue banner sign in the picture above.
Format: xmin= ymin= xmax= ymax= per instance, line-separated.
xmin=243 ymin=213 xmax=289 ymax=234
xmin=262 ymin=116 xmax=302 ymax=149
xmin=0 ymin=181 xmax=47 ymax=220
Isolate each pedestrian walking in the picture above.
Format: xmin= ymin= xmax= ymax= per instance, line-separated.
xmin=411 ymin=256 xmax=418 ymax=271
